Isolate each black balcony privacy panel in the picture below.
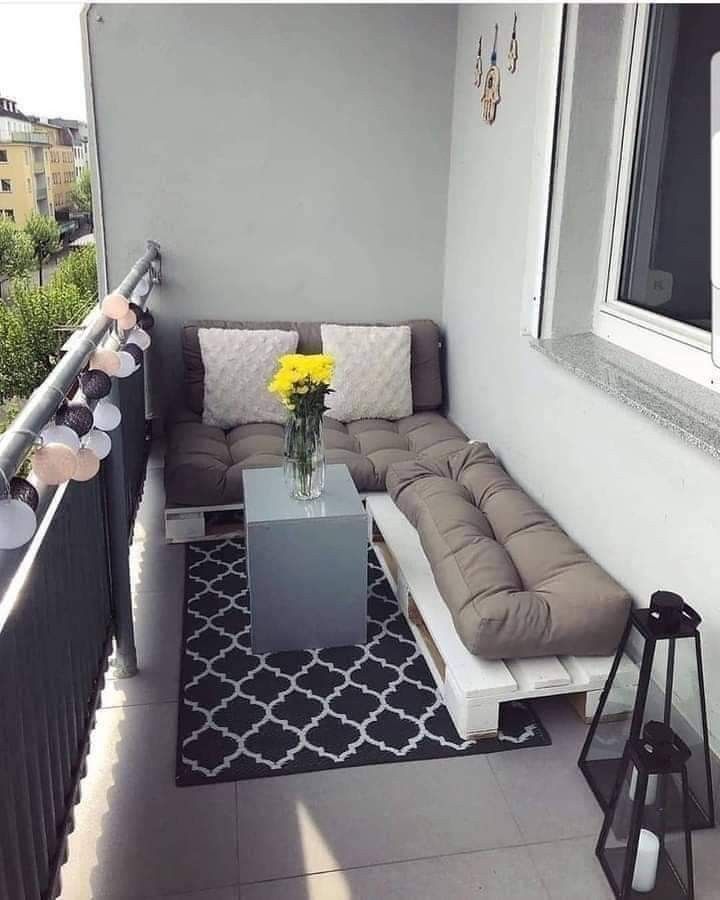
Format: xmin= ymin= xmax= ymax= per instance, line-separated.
xmin=118 ymin=366 xmax=150 ymax=531
xmin=0 ymin=477 xmax=112 ymax=900
xmin=579 ymin=593 xmax=714 ymax=832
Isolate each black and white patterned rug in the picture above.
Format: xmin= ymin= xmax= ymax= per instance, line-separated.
xmin=176 ymin=539 xmax=550 ymax=786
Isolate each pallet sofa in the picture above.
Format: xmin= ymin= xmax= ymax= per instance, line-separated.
xmin=164 ymin=319 xmax=466 ymax=540
xmin=164 ymin=318 xmax=636 ymax=738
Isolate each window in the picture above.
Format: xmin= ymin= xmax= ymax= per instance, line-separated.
xmin=595 ymin=4 xmax=720 ymax=389
xmin=0 ymin=150 xmax=7 ymax=164
xmin=0 ymin=179 xmax=11 ymax=193
xmin=2 ymin=210 xmax=14 ymax=221
xmin=619 ymin=6 xmax=714 ymax=331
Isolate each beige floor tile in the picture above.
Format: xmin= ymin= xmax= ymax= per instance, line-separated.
xmin=235 ymin=756 xmax=523 ymax=884
xmin=104 ymin=590 xmax=183 ymax=707
xmin=59 ymin=703 xmax=237 ymax=899
xmin=238 ymin=845 xmax=548 ymax=900
xmin=528 ymin=836 xmax=613 ymax=899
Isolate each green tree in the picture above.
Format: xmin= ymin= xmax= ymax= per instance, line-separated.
xmin=70 ymin=168 xmax=93 ymax=224
xmin=23 ymin=212 xmax=61 ymax=287
xmin=0 ymin=218 xmax=34 ymax=281
xmin=0 ymin=245 xmax=98 ymax=402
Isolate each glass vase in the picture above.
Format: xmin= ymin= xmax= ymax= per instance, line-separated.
xmin=283 ymin=413 xmax=325 ymax=500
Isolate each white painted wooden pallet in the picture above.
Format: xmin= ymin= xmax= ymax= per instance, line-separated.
xmin=165 ymin=502 xmax=244 ymax=543
xmin=366 ymin=494 xmax=638 ymax=741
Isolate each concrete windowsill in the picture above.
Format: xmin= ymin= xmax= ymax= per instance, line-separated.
xmin=532 ymin=332 xmax=720 ymax=461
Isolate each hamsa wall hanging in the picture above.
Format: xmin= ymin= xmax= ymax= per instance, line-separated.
xmin=481 ymin=24 xmax=501 ymax=124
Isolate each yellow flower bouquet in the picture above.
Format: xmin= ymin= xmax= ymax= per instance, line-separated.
xmin=268 ymin=354 xmax=334 ymax=499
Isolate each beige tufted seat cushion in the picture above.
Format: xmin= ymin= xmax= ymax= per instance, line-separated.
xmin=387 ymin=443 xmax=631 ymax=659
xmin=165 ymin=411 xmax=466 ymax=506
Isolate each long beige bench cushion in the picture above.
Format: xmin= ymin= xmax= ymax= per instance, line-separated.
xmin=387 ymin=443 xmax=631 ymax=659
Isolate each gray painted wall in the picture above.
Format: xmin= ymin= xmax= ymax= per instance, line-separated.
xmin=443 ymin=4 xmax=720 ymax=743
xmin=86 ymin=3 xmax=457 ymax=413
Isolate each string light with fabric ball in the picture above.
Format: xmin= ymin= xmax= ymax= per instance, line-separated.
xmin=126 ymin=327 xmax=151 ymax=351
xmin=40 ymin=424 xmax=81 ymax=454
xmin=115 ymin=349 xmax=138 ymax=378
xmin=56 ymin=402 xmax=94 ymax=437
xmin=83 ymin=429 xmax=112 ymax=460
xmin=10 ymin=477 xmax=39 ymax=512
xmin=139 ymin=311 xmax=154 ymax=332
xmin=0 ymin=474 xmax=37 ymax=549
xmin=80 ymin=369 xmax=112 ymax=401
xmin=72 ymin=449 xmax=101 ymax=482
xmin=124 ymin=343 xmax=144 ymax=368
xmin=118 ymin=308 xmax=137 ymax=331
xmin=101 ymin=293 xmax=130 ymax=320
xmin=89 ymin=349 xmax=121 ymax=376
xmin=93 ymin=399 xmax=122 ymax=432
xmin=32 ymin=443 xmax=78 ymax=485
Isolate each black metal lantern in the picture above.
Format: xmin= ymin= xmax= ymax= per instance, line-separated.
xmin=579 ymin=592 xmax=714 ymax=831
xmin=596 ymin=722 xmax=694 ymax=899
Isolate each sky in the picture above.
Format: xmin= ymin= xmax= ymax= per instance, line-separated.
xmin=0 ymin=3 xmax=87 ymax=121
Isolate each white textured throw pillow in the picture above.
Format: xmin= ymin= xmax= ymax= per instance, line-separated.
xmin=322 ymin=324 xmax=413 ymax=422
xmin=198 ymin=328 xmax=298 ymax=428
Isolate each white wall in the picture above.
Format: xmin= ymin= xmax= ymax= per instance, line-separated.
xmin=85 ymin=3 xmax=457 ymax=412
xmin=442 ymin=3 xmax=720 ymax=745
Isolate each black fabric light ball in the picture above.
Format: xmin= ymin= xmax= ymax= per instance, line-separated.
xmin=139 ymin=311 xmax=154 ymax=331
xmin=80 ymin=369 xmax=112 ymax=400
xmin=10 ymin=476 xmax=39 ymax=512
xmin=124 ymin=343 xmax=144 ymax=367
xmin=56 ymin=402 xmax=94 ymax=437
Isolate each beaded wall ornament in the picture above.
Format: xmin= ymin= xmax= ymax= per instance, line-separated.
xmin=507 ymin=12 xmax=519 ymax=73
xmin=474 ymin=36 xmax=483 ymax=88
xmin=481 ymin=24 xmax=501 ymax=124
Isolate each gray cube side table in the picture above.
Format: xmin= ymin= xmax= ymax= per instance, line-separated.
xmin=242 ymin=464 xmax=368 ymax=654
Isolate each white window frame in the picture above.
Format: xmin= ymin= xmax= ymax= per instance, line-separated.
xmin=0 ymin=178 xmax=11 ymax=194
xmin=594 ymin=4 xmax=720 ymax=391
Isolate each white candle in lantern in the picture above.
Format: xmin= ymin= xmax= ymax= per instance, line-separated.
xmin=629 ymin=767 xmax=658 ymax=805
xmin=632 ymin=828 xmax=659 ymax=893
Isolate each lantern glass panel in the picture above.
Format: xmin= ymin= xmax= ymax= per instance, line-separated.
xmin=599 ymin=761 xmax=636 ymax=895
xmin=668 ymin=639 xmax=712 ymax=830
xmin=600 ymin=765 xmax=692 ymax=898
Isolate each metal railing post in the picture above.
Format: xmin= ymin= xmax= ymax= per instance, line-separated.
xmin=104 ymin=384 xmax=137 ymax=677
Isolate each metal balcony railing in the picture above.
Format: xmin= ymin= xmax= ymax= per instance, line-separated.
xmin=0 ymin=241 xmax=161 ymax=900
xmin=11 ymin=131 xmax=50 ymax=146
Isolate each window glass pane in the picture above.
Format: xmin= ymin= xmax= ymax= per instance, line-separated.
xmin=620 ymin=5 xmax=718 ymax=331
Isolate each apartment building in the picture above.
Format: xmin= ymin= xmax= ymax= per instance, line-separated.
xmin=0 ymin=94 xmax=51 ymax=224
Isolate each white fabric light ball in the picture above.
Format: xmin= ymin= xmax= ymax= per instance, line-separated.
xmin=32 ymin=443 xmax=78 ymax=485
xmin=131 ymin=272 xmax=151 ymax=300
xmin=89 ymin=349 xmax=122 ymax=376
xmin=101 ymin=293 xmax=130 ymax=320
xmin=0 ymin=498 xmax=37 ymax=549
xmin=126 ymin=328 xmax=151 ymax=351
xmin=40 ymin=424 xmax=81 ymax=454
xmin=72 ymin=448 xmax=101 ymax=482
xmin=83 ymin=429 xmax=112 ymax=460
xmin=93 ymin=400 xmax=122 ymax=431
xmin=115 ymin=350 xmax=138 ymax=379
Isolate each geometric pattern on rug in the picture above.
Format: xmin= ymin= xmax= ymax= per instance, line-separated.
xmin=176 ymin=539 xmax=551 ymax=786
